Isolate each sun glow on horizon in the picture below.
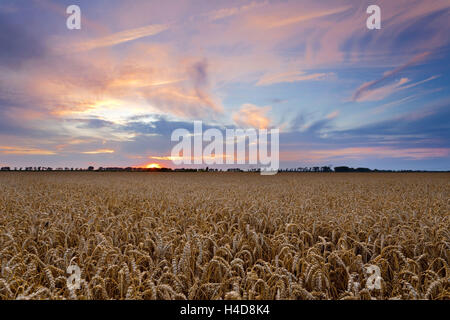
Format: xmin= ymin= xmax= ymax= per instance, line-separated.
xmin=145 ymin=163 xmax=162 ymax=169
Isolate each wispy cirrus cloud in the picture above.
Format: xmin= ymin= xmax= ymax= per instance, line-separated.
xmin=354 ymin=77 xmax=410 ymax=102
xmin=58 ymin=24 xmax=169 ymax=53
xmin=256 ymin=71 xmax=334 ymax=86
xmin=353 ymin=75 xmax=440 ymax=102
xmin=352 ymin=52 xmax=431 ymax=102
xmin=400 ymin=75 xmax=440 ymax=90
xmin=203 ymin=0 xmax=267 ymax=21
xmin=256 ymin=6 xmax=351 ymax=29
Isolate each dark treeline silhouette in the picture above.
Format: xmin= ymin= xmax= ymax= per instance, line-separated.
xmin=334 ymin=166 xmax=371 ymax=172
xmin=1 ymin=166 xmax=448 ymax=173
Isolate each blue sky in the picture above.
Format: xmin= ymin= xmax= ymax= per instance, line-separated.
xmin=0 ymin=0 xmax=449 ymax=170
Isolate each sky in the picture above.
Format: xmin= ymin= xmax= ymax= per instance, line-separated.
xmin=0 ymin=0 xmax=449 ymax=170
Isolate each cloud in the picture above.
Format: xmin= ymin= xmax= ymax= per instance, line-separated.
xmin=233 ymin=104 xmax=271 ymax=129
xmin=141 ymin=86 xmax=223 ymax=118
xmin=354 ymin=78 xmax=410 ymax=102
xmin=372 ymin=96 xmax=418 ymax=114
xmin=188 ymin=59 xmax=209 ymax=88
xmin=289 ymin=109 xmax=339 ymax=134
xmin=326 ymin=110 xmax=340 ymax=120
xmin=60 ymin=24 xmax=169 ymax=53
xmin=256 ymin=71 xmax=334 ymax=86
xmin=331 ymin=101 xmax=450 ymax=144
xmin=282 ymin=147 xmax=450 ymax=162
xmin=353 ymin=74 xmax=440 ymax=102
xmin=70 ymin=118 xmax=116 ymax=129
xmin=149 ymin=156 xmax=178 ymax=161
xmin=205 ymin=1 xmax=268 ymax=21
xmin=130 ymin=58 xmax=223 ymax=118
xmin=400 ymin=75 xmax=440 ymax=90
xmin=0 ymin=146 xmax=56 ymax=155
xmin=81 ymin=149 xmax=115 ymax=154
xmin=12 ymin=42 xmax=223 ymax=122
xmin=259 ymin=6 xmax=351 ymax=29
xmin=352 ymin=52 xmax=431 ymax=101
xmin=0 ymin=13 xmax=46 ymax=68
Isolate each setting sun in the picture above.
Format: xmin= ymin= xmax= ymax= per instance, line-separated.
xmin=145 ymin=163 xmax=161 ymax=169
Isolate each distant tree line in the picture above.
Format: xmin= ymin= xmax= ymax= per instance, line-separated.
xmin=1 ymin=166 xmax=447 ymax=172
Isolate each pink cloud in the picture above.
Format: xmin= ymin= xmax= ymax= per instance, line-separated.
xmin=251 ymin=6 xmax=351 ymax=29
xmin=326 ymin=110 xmax=340 ymax=120
xmin=203 ymin=1 xmax=268 ymax=22
xmin=57 ymin=24 xmax=170 ymax=53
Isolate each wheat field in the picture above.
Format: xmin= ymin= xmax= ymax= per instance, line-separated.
xmin=0 ymin=172 xmax=448 ymax=300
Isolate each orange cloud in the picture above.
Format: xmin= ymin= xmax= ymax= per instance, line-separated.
xmin=25 ymin=41 xmax=223 ymax=122
xmin=149 ymin=156 xmax=179 ymax=161
xmin=108 ymin=78 xmax=185 ymax=89
xmin=81 ymin=149 xmax=115 ymax=154
xmin=0 ymin=146 xmax=56 ymax=155
xmin=233 ymin=104 xmax=271 ymax=129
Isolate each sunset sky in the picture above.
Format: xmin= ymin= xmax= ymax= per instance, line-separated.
xmin=0 ymin=0 xmax=449 ymax=170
